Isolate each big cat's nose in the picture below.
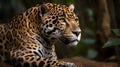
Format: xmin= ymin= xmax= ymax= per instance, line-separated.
xmin=72 ymin=30 xmax=81 ymax=36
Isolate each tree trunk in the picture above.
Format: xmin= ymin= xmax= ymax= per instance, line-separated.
xmin=95 ymin=0 xmax=114 ymax=60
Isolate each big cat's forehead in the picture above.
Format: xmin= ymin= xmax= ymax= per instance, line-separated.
xmin=44 ymin=3 xmax=76 ymax=19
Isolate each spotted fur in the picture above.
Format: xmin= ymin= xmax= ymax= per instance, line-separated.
xmin=0 ymin=3 xmax=81 ymax=67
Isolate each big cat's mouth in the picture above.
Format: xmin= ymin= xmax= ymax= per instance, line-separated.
xmin=59 ymin=37 xmax=79 ymax=45
xmin=69 ymin=39 xmax=79 ymax=44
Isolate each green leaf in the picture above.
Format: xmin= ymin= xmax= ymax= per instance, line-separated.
xmin=112 ymin=29 xmax=120 ymax=37
xmin=103 ymin=38 xmax=120 ymax=48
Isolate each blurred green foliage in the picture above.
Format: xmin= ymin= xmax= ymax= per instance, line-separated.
xmin=104 ymin=29 xmax=120 ymax=48
xmin=104 ymin=38 xmax=120 ymax=48
xmin=112 ymin=29 xmax=120 ymax=37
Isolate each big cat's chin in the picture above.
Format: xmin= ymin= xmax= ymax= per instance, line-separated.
xmin=59 ymin=37 xmax=80 ymax=46
xmin=66 ymin=40 xmax=79 ymax=46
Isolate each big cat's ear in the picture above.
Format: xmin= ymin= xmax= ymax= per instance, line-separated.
xmin=39 ymin=4 xmax=49 ymax=16
xmin=69 ymin=4 xmax=75 ymax=11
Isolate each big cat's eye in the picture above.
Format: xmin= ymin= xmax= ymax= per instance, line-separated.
xmin=75 ymin=18 xmax=79 ymax=21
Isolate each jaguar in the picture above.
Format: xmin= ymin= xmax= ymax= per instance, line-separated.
xmin=0 ymin=3 xmax=81 ymax=67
